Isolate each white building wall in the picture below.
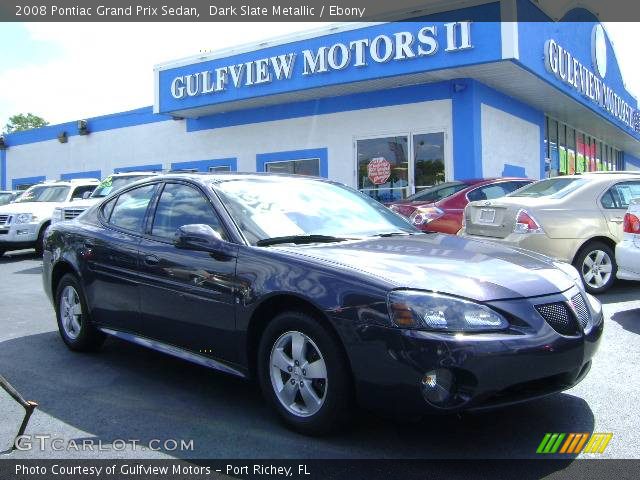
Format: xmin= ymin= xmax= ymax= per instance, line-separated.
xmin=481 ymin=103 xmax=540 ymax=178
xmin=6 ymin=99 xmax=452 ymax=188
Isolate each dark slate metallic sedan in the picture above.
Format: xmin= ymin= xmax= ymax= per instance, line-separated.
xmin=42 ymin=173 xmax=603 ymax=434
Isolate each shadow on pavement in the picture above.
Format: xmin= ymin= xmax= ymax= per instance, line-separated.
xmin=0 ymin=330 xmax=595 ymax=465
xmin=611 ymin=308 xmax=640 ymax=335
xmin=596 ymin=280 xmax=639 ymax=305
xmin=0 ymin=251 xmax=39 ymax=264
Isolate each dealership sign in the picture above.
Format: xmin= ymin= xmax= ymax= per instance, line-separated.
xmin=544 ymin=25 xmax=640 ymax=133
xmin=169 ymin=22 xmax=473 ymax=100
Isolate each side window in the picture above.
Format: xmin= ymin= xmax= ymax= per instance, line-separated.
xmin=109 ymin=184 xmax=156 ymax=232
xmin=467 ymin=184 xmax=508 ymax=202
xmin=601 ymin=182 xmax=640 ymax=209
xmin=101 ymin=198 xmax=117 ymax=220
xmin=502 ymin=181 xmax=531 ymax=194
xmin=151 ymin=183 xmax=226 ymax=240
xmin=71 ymin=185 xmax=96 ymax=200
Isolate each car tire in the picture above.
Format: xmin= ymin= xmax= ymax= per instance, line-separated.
xmin=258 ymin=311 xmax=352 ymax=435
xmin=573 ymin=241 xmax=617 ymax=294
xmin=55 ymin=273 xmax=105 ymax=351
xmin=34 ymin=224 xmax=48 ymax=256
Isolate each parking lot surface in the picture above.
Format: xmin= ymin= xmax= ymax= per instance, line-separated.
xmin=1 ymin=250 xmax=639 ymax=459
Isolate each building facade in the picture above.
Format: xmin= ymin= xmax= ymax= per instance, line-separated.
xmin=2 ymin=0 xmax=640 ymax=201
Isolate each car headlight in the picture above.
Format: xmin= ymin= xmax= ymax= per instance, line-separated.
xmin=14 ymin=213 xmax=36 ymax=224
xmin=553 ymin=261 xmax=583 ymax=289
xmin=388 ymin=290 xmax=509 ymax=332
xmin=51 ymin=208 xmax=63 ymax=224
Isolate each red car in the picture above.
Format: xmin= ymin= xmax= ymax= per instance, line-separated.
xmin=388 ymin=177 xmax=533 ymax=234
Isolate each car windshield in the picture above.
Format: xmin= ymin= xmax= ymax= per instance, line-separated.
xmin=92 ymin=175 xmax=150 ymax=198
xmin=213 ymin=177 xmax=417 ymax=245
xmin=405 ymin=181 xmax=468 ymax=202
xmin=0 ymin=193 xmax=12 ymax=205
xmin=15 ymin=185 xmax=70 ymax=203
xmin=508 ymin=178 xmax=587 ymax=199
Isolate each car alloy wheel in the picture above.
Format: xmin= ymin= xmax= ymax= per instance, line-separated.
xmin=581 ymin=249 xmax=613 ymax=289
xmin=269 ymin=330 xmax=328 ymax=418
xmin=60 ymin=285 xmax=83 ymax=340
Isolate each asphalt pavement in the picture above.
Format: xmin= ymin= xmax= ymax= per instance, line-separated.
xmin=0 ymin=250 xmax=638 ymax=460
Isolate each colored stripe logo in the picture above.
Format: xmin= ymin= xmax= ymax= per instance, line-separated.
xmin=537 ymin=433 xmax=612 ymax=454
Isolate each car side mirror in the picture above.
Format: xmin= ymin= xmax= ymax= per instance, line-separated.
xmin=82 ymin=191 xmax=92 ymax=199
xmin=173 ymin=224 xmax=236 ymax=257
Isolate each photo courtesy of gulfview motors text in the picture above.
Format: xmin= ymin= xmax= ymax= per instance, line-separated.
xmin=1 ymin=1 xmax=640 ymax=479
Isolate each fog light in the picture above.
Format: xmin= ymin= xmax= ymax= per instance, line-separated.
xmin=16 ymin=229 xmax=30 ymax=235
xmin=421 ymin=369 xmax=454 ymax=405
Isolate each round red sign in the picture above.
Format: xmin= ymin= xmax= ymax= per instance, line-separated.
xmin=367 ymin=157 xmax=391 ymax=185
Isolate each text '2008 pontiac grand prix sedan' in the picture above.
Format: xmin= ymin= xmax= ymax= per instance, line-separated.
xmin=42 ymin=173 xmax=603 ymax=435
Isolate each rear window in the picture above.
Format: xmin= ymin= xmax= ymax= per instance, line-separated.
xmin=406 ymin=182 xmax=468 ymax=202
xmin=508 ymin=178 xmax=587 ymax=199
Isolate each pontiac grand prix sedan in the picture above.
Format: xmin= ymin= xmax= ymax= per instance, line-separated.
xmin=42 ymin=173 xmax=603 ymax=435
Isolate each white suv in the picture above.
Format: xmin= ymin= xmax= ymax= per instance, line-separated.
xmin=0 ymin=179 xmax=99 ymax=257
xmin=616 ymin=197 xmax=640 ymax=281
xmin=51 ymin=172 xmax=159 ymax=225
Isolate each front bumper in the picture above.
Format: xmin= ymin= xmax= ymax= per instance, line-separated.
xmin=0 ymin=222 xmax=39 ymax=249
xmin=460 ymin=232 xmax=581 ymax=264
xmin=346 ymin=286 xmax=603 ymax=415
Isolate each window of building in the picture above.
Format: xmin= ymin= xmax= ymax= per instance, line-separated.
xmin=264 ymin=158 xmax=320 ymax=176
xmin=209 ymin=165 xmax=231 ymax=173
xmin=544 ymin=116 xmax=620 ymax=177
xmin=357 ymin=132 xmax=446 ymax=202
xmin=109 ymin=184 xmax=156 ymax=232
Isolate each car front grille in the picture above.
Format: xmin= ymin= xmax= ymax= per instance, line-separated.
xmin=63 ymin=208 xmax=87 ymax=220
xmin=535 ymin=302 xmax=580 ymax=336
xmin=0 ymin=214 xmax=10 ymax=225
xmin=570 ymin=293 xmax=590 ymax=330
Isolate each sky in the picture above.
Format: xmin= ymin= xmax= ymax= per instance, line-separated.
xmin=0 ymin=22 xmax=638 ymax=130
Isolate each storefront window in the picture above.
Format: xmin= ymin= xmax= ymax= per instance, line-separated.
xmin=209 ymin=165 xmax=231 ymax=172
xmin=413 ymin=132 xmax=445 ymax=191
xmin=357 ymin=132 xmax=446 ymax=202
xmin=549 ymin=119 xmax=559 ymax=177
xmin=545 ymin=116 xmax=620 ymax=177
xmin=265 ymin=158 xmax=320 ymax=176
xmin=357 ymin=136 xmax=409 ymax=202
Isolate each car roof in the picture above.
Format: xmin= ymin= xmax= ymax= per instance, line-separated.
xmin=150 ymin=171 xmax=340 ymax=186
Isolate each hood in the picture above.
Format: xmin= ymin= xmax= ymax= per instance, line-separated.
xmin=60 ymin=198 xmax=100 ymax=209
xmin=0 ymin=201 xmax=62 ymax=216
xmin=275 ymin=234 xmax=575 ymax=302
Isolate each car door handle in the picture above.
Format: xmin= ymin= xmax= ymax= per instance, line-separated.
xmin=143 ymin=254 xmax=160 ymax=266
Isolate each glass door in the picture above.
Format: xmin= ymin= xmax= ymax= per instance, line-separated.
xmin=356 ymin=131 xmax=446 ymax=202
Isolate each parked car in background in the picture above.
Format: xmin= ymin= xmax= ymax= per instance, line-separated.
xmin=43 ymin=172 xmax=602 ymax=435
xmin=0 ymin=178 xmax=99 ymax=257
xmin=388 ymin=178 xmax=532 ymax=234
xmin=0 ymin=191 xmax=14 ymax=206
xmin=461 ymin=172 xmax=640 ymax=293
xmin=616 ymin=197 xmax=640 ymax=281
xmin=51 ymin=172 xmax=159 ymax=225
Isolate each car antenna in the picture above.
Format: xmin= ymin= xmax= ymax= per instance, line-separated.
xmin=0 ymin=374 xmax=38 ymax=453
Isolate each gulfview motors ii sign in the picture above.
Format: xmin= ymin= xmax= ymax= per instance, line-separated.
xmin=170 ymin=22 xmax=473 ymax=100
xmin=545 ymin=25 xmax=640 ymax=133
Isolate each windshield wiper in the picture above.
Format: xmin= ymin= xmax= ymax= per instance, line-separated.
xmin=256 ymin=235 xmax=351 ymax=247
